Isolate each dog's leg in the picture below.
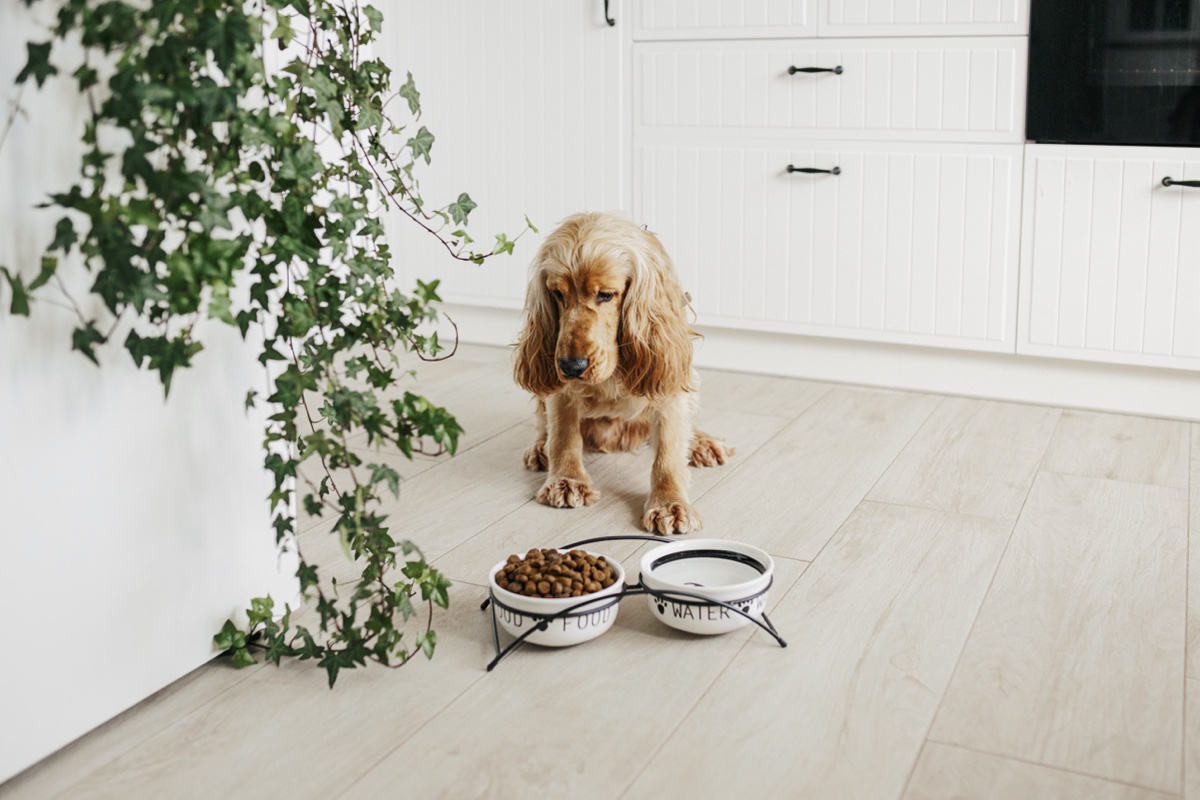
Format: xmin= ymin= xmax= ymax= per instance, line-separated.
xmin=643 ymin=398 xmax=702 ymax=535
xmin=536 ymin=392 xmax=599 ymax=508
xmin=688 ymin=429 xmax=735 ymax=467
xmin=522 ymin=398 xmax=549 ymax=471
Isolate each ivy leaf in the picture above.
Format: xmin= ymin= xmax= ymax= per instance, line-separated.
xmin=363 ymin=5 xmax=383 ymax=32
xmin=208 ymin=283 xmax=236 ymax=325
xmin=213 ymin=619 xmax=242 ymax=651
xmin=369 ymin=462 xmax=401 ymax=498
xmin=355 ymin=105 xmax=383 ymax=131
xmin=71 ymin=321 xmax=107 ymax=364
xmin=0 ymin=268 xmax=30 ymax=316
xmin=397 ymin=71 xmax=420 ymax=117
xmin=247 ymin=596 xmax=275 ymax=626
xmin=50 ymin=217 xmax=76 ymax=252
xmin=297 ymin=561 xmax=319 ymax=593
xmin=271 ymin=14 xmax=295 ymax=45
xmin=29 ymin=256 xmax=57 ymax=291
xmin=72 ymin=63 xmax=97 ymax=90
xmin=492 ymin=233 xmax=515 ymax=256
xmin=448 ymin=193 xmax=476 ymax=225
xmin=406 ymin=126 xmax=434 ymax=164
xmin=524 ymin=214 xmax=539 ymax=234
xmin=230 ymin=648 xmax=257 ymax=669
xmin=415 ymin=629 xmax=437 ymax=659
xmin=16 ymin=42 xmax=57 ymax=87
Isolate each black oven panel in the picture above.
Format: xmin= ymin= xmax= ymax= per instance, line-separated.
xmin=1027 ymin=0 xmax=1200 ymax=146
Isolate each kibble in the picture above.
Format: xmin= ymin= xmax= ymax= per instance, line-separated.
xmin=495 ymin=548 xmax=617 ymax=598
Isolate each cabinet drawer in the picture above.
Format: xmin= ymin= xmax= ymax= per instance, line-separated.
xmin=630 ymin=0 xmax=1027 ymax=40
xmin=635 ymin=140 xmax=1023 ymax=352
xmin=818 ymin=0 xmax=1028 ymax=37
xmin=1018 ymin=145 xmax=1200 ymax=371
xmin=634 ymin=0 xmax=815 ymax=41
xmin=635 ymin=37 xmax=1026 ymax=144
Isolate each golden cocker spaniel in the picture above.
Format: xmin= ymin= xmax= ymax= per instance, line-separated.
xmin=514 ymin=212 xmax=733 ymax=535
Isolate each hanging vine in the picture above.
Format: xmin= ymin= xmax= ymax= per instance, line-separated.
xmin=3 ymin=0 xmax=533 ymax=686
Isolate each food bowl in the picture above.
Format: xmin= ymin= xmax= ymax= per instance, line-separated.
xmin=486 ymin=553 xmax=626 ymax=647
xmin=639 ymin=538 xmax=774 ymax=635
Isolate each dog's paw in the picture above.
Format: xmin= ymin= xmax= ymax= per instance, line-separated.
xmin=522 ymin=443 xmax=548 ymax=471
xmin=537 ymin=476 xmax=599 ymax=508
xmin=643 ymin=500 xmax=702 ymax=535
xmin=689 ymin=435 xmax=734 ymax=468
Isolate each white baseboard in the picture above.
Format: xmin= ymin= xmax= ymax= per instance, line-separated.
xmin=440 ymin=302 xmax=1200 ymax=422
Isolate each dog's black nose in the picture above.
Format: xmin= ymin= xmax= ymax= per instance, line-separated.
xmin=558 ymin=357 xmax=589 ymax=378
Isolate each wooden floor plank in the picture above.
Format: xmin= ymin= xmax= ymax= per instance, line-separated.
xmin=931 ymin=472 xmax=1187 ymax=792
xmin=688 ymin=386 xmax=940 ymax=561
xmin=432 ymin=407 xmax=790 ymax=585
xmin=695 ymin=367 xmax=831 ymax=419
xmin=343 ymin=554 xmax=808 ymax=799
xmin=867 ymin=397 xmax=1060 ymax=520
xmin=1190 ymin=425 xmax=1198 ymax=680
xmin=53 ymin=585 xmax=496 ymax=799
xmin=902 ymin=743 xmax=1177 ymax=800
xmin=0 ymin=660 xmax=266 ymax=800
xmin=622 ymin=501 xmax=1012 ymax=799
xmin=1040 ymin=410 xmax=1189 ymax=489
xmin=1187 ymin=678 xmax=1199 ymax=800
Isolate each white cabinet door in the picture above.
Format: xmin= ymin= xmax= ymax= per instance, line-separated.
xmin=1019 ymin=145 xmax=1200 ymax=371
xmin=381 ymin=1 xmax=625 ymax=310
xmin=818 ymin=0 xmax=1028 ymax=36
xmin=635 ymin=139 xmax=1023 ymax=352
xmin=635 ymin=37 xmax=1026 ymax=143
xmin=634 ymin=0 xmax=815 ymax=40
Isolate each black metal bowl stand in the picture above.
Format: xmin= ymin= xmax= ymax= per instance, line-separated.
xmin=479 ymin=535 xmax=787 ymax=671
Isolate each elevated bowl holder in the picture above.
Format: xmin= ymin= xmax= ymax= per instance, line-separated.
xmin=480 ymin=535 xmax=787 ymax=671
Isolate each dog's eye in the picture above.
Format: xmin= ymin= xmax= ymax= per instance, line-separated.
xmin=550 ymin=289 xmax=563 ymax=302
xmin=596 ymin=291 xmax=614 ymax=304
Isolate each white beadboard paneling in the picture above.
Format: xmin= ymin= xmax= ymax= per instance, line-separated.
xmin=635 ymin=0 xmax=815 ymax=40
xmin=381 ymin=1 xmax=624 ymax=311
xmin=634 ymin=38 xmax=1026 ymax=144
xmin=1018 ymin=145 xmax=1200 ymax=372
xmin=819 ymin=0 xmax=1028 ymax=35
xmin=635 ymin=139 xmax=1023 ymax=353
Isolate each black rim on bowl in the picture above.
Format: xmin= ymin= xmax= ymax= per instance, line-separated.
xmin=647 ymin=548 xmax=768 ymax=575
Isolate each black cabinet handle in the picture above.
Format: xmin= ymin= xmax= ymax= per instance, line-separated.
xmin=787 ymin=165 xmax=841 ymax=176
xmin=603 ymin=0 xmax=615 ymax=26
xmin=789 ymin=65 xmax=843 ymax=75
xmin=1162 ymin=176 xmax=1200 ymax=188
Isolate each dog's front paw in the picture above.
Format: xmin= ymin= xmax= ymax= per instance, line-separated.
xmin=689 ymin=435 xmax=734 ymax=468
xmin=643 ymin=500 xmax=702 ymax=535
xmin=537 ymin=476 xmax=599 ymax=508
xmin=522 ymin=443 xmax=548 ymax=471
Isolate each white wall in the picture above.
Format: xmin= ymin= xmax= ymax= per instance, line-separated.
xmin=0 ymin=5 xmax=297 ymax=782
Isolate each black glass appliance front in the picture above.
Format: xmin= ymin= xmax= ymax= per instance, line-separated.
xmin=1027 ymin=0 xmax=1200 ymax=146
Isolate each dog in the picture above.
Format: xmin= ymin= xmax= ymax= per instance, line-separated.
xmin=513 ymin=212 xmax=733 ymax=535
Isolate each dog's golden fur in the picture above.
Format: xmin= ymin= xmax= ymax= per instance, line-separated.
xmin=514 ymin=212 xmax=733 ymax=535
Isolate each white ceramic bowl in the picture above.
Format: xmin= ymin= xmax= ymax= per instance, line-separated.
xmin=639 ymin=538 xmax=774 ymax=635
xmin=486 ymin=553 xmax=625 ymax=647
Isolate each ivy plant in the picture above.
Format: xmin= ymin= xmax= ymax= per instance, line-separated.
xmin=4 ymin=0 xmax=532 ymax=686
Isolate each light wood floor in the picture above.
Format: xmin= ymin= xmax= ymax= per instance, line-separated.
xmin=5 ymin=344 xmax=1198 ymax=800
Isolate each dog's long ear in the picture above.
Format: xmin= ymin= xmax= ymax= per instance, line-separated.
xmin=618 ymin=230 xmax=695 ymax=401
xmin=514 ymin=259 xmax=561 ymax=397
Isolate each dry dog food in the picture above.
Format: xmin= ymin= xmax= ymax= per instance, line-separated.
xmin=495 ymin=549 xmax=617 ymax=598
